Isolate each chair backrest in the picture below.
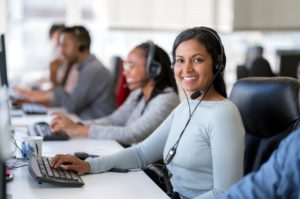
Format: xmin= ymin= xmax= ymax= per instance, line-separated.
xmin=110 ymin=56 xmax=130 ymax=107
xmin=229 ymin=77 xmax=300 ymax=175
xmin=236 ymin=65 xmax=249 ymax=80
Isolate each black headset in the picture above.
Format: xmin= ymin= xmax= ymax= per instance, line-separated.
xmin=146 ymin=41 xmax=162 ymax=78
xmin=190 ymin=27 xmax=225 ymax=100
xmin=199 ymin=26 xmax=225 ymax=73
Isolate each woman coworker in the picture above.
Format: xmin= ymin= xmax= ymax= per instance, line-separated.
xmin=51 ymin=27 xmax=245 ymax=199
xmin=51 ymin=41 xmax=179 ymax=146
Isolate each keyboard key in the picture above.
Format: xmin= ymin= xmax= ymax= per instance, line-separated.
xmin=52 ymin=169 xmax=60 ymax=178
xmin=64 ymin=171 xmax=72 ymax=180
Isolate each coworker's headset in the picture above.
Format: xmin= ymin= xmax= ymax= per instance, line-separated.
xmin=164 ymin=27 xmax=225 ymax=166
xmin=72 ymin=26 xmax=90 ymax=53
xmin=124 ymin=41 xmax=162 ymax=87
xmin=146 ymin=40 xmax=162 ymax=78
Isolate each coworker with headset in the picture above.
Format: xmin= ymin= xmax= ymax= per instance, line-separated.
xmin=30 ymin=23 xmax=67 ymax=90
xmin=51 ymin=27 xmax=245 ymax=199
xmin=51 ymin=41 xmax=179 ymax=146
xmin=14 ymin=26 xmax=116 ymax=120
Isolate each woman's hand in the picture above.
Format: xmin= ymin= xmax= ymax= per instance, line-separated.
xmin=51 ymin=154 xmax=91 ymax=174
xmin=51 ymin=112 xmax=89 ymax=137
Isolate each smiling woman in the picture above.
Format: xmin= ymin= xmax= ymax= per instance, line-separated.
xmin=172 ymin=27 xmax=227 ymax=101
xmin=174 ymin=38 xmax=215 ymax=97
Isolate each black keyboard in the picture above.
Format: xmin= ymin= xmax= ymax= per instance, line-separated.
xmin=33 ymin=122 xmax=70 ymax=141
xmin=22 ymin=103 xmax=48 ymax=115
xmin=29 ymin=156 xmax=84 ymax=187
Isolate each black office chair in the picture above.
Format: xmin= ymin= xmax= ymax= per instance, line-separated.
xmin=236 ymin=65 xmax=249 ymax=80
xmin=110 ymin=55 xmax=130 ymax=107
xmin=229 ymin=77 xmax=300 ymax=175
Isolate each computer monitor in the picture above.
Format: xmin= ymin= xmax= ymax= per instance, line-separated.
xmin=0 ymin=34 xmax=9 ymax=86
xmin=0 ymin=160 xmax=5 ymax=199
xmin=0 ymin=86 xmax=11 ymax=199
xmin=277 ymin=50 xmax=300 ymax=78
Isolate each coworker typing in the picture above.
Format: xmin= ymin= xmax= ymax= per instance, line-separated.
xmin=51 ymin=42 xmax=179 ymax=146
xmin=14 ymin=26 xmax=116 ymax=120
xmin=51 ymin=27 xmax=245 ymax=199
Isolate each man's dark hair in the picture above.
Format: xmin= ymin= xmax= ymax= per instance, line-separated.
xmin=49 ymin=23 xmax=65 ymax=39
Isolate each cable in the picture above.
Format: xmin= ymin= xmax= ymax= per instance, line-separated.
xmin=164 ymin=89 xmax=208 ymax=166
xmin=10 ymin=137 xmax=23 ymax=157
xmin=6 ymin=157 xmax=28 ymax=169
xmin=182 ymin=89 xmax=191 ymax=116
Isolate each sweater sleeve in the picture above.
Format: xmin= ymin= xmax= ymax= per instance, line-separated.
xmin=86 ymin=111 xmax=175 ymax=173
xmin=88 ymin=91 xmax=179 ymax=145
xmin=83 ymin=90 xmax=140 ymax=126
xmin=194 ymin=102 xmax=245 ymax=199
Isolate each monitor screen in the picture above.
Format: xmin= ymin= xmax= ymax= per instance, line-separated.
xmin=0 ymin=34 xmax=9 ymax=86
xmin=277 ymin=50 xmax=300 ymax=78
xmin=0 ymin=160 xmax=5 ymax=199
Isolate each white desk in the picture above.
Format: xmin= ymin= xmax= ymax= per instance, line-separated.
xmin=11 ymin=107 xmax=77 ymax=127
xmin=8 ymin=118 xmax=170 ymax=199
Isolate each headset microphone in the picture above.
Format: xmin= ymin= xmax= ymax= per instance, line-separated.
xmin=190 ymin=90 xmax=203 ymax=100
xmin=123 ymin=78 xmax=149 ymax=88
xmin=190 ymin=64 xmax=224 ymax=100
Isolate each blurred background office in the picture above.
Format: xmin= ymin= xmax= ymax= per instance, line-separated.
xmin=1 ymin=0 xmax=300 ymax=93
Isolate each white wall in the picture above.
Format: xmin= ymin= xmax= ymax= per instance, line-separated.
xmin=234 ymin=0 xmax=300 ymax=31
xmin=0 ymin=0 xmax=7 ymax=33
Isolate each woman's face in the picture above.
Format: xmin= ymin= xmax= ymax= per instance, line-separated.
xmin=123 ymin=48 xmax=148 ymax=90
xmin=174 ymin=38 xmax=214 ymax=95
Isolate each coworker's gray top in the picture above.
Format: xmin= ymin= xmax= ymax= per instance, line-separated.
xmin=85 ymin=87 xmax=179 ymax=145
xmin=52 ymin=54 xmax=115 ymax=120
xmin=86 ymin=99 xmax=245 ymax=199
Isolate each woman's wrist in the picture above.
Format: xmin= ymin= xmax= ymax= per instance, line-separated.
xmin=76 ymin=125 xmax=89 ymax=137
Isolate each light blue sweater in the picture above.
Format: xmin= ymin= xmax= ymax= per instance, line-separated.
xmin=86 ymin=99 xmax=245 ymax=199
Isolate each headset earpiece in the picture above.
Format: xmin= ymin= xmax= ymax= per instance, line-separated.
xmin=148 ymin=60 xmax=162 ymax=77
xmin=199 ymin=27 xmax=225 ymax=74
xmin=78 ymin=44 xmax=85 ymax=52
xmin=146 ymin=41 xmax=162 ymax=78
xmin=215 ymin=63 xmax=225 ymax=73
xmin=72 ymin=26 xmax=90 ymax=53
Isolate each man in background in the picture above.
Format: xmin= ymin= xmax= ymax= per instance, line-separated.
xmin=30 ymin=23 xmax=67 ymax=90
xmin=14 ymin=26 xmax=116 ymax=120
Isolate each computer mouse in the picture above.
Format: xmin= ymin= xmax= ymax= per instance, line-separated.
xmin=74 ymin=152 xmax=99 ymax=160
